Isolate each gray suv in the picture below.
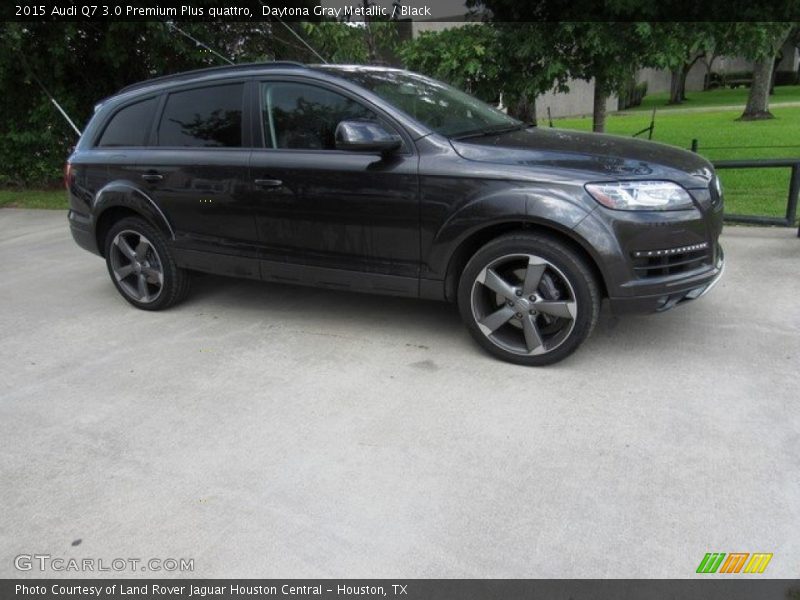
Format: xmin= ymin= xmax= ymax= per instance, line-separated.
xmin=67 ymin=63 xmax=724 ymax=365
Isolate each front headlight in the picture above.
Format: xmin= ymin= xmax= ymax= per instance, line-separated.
xmin=585 ymin=181 xmax=695 ymax=211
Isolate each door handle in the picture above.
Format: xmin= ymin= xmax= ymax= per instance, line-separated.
xmin=254 ymin=178 xmax=283 ymax=188
xmin=141 ymin=173 xmax=164 ymax=182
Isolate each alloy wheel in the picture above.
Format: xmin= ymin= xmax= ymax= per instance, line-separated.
xmin=109 ymin=230 xmax=164 ymax=304
xmin=470 ymin=253 xmax=577 ymax=356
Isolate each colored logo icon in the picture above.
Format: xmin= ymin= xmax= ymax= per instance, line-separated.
xmin=696 ymin=552 xmax=773 ymax=574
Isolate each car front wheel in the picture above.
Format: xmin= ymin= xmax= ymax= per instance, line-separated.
xmin=458 ymin=232 xmax=600 ymax=366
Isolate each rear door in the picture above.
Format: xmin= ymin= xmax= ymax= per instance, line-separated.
xmin=93 ymin=95 xmax=161 ymax=195
xmin=134 ymin=81 xmax=258 ymax=270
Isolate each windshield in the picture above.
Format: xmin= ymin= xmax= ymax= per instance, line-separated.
xmin=322 ymin=68 xmax=523 ymax=138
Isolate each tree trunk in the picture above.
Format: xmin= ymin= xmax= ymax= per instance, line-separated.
xmin=668 ymin=68 xmax=684 ymax=104
xmin=740 ymin=58 xmax=776 ymax=120
xmin=592 ymin=77 xmax=607 ymax=133
xmin=769 ymin=55 xmax=781 ymax=94
xmin=508 ymin=95 xmax=537 ymax=126
xmin=679 ymin=65 xmax=690 ymax=101
xmin=703 ymin=62 xmax=712 ymax=90
xmin=362 ymin=0 xmax=377 ymax=63
xmin=702 ymin=54 xmax=717 ymax=91
xmin=680 ymin=54 xmax=704 ymax=100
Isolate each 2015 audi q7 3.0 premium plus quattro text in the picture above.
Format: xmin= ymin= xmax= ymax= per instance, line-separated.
xmin=67 ymin=63 xmax=725 ymax=365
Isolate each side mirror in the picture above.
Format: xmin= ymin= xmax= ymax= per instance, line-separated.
xmin=335 ymin=120 xmax=402 ymax=154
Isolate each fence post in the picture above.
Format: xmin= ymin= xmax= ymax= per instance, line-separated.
xmin=690 ymin=139 xmax=698 ymax=153
xmin=787 ymin=163 xmax=800 ymax=236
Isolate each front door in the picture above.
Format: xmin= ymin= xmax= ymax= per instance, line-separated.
xmin=249 ymin=80 xmax=420 ymax=295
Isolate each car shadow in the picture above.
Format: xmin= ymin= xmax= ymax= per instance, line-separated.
xmin=181 ymin=272 xmax=715 ymax=367
xmin=185 ymin=271 xmax=462 ymax=334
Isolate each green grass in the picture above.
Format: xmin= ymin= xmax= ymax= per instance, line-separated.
xmin=0 ymin=188 xmax=67 ymax=209
xmin=554 ymin=106 xmax=800 ymax=219
xmin=632 ymin=85 xmax=800 ymax=112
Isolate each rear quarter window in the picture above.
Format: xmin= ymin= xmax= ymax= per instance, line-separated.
xmin=157 ymin=83 xmax=244 ymax=147
xmin=96 ymin=97 xmax=158 ymax=147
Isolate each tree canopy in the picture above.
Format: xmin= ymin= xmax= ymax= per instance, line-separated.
xmin=0 ymin=19 xmax=322 ymax=186
xmin=3 ymin=19 xmax=799 ymax=186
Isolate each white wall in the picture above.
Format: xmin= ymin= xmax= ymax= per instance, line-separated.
xmin=636 ymin=55 xmax=763 ymax=96
xmin=535 ymin=78 xmax=617 ymax=119
xmin=637 ymin=67 xmax=671 ymax=94
xmin=712 ymin=56 xmax=752 ymax=74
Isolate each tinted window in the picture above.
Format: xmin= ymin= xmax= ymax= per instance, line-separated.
xmin=262 ymin=82 xmax=378 ymax=150
xmin=158 ymin=84 xmax=243 ymax=147
xmin=97 ymin=97 xmax=158 ymax=147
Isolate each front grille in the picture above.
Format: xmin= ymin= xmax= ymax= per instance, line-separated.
xmin=632 ymin=242 xmax=711 ymax=278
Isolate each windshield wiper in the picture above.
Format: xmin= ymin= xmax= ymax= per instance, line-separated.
xmin=451 ymin=123 xmax=528 ymax=140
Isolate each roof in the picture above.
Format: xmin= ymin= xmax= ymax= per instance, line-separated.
xmin=116 ymin=61 xmax=308 ymax=95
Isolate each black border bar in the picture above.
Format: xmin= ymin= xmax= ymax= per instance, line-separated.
xmin=4 ymin=579 xmax=800 ymax=600
xmin=3 ymin=0 xmax=800 ymax=22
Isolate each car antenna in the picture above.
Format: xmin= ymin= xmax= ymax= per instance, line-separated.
xmin=258 ymin=1 xmax=329 ymax=65
xmin=163 ymin=20 xmax=235 ymax=65
xmin=17 ymin=50 xmax=82 ymax=137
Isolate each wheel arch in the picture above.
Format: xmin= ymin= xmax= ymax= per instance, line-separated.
xmin=443 ymin=219 xmax=609 ymax=302
xmin=93 ymin=183 xmax=174 ymax=257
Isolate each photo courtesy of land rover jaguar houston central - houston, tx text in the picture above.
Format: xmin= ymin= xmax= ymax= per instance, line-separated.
xmin=66 ymin=63 xmax=725 ymax=365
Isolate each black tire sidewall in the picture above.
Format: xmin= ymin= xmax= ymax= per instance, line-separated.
xmin=457 ymin=233 xmax=600 ymax=366
xmin=103 ymin=217 xmax=187 ymax=311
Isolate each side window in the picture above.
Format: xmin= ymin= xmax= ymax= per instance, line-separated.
xmin=262 ymin=82 xmax=382 ymax=150
xmin=157 ymin=83 xmax=243 ymax=147
xmin=97 ymin=97 xmax=158 ymax=147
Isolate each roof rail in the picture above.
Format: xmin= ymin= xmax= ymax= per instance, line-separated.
xmin=117 ymin=61 xmax=306 ymax=95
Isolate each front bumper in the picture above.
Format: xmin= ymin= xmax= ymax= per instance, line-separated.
xmin=608 ymin=246 xmax=725 ymax=314
xmin=573 ymin=178 xmax=725 ymax=315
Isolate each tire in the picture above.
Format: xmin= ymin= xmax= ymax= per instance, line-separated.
xmin=457 ymin=232 xmax=600 ymax=366
xmin=104 ymin=216 xmax=191 ymax=311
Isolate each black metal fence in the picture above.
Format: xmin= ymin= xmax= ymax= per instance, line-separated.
xmin=689 ymin=139 xmax=800 ymax=237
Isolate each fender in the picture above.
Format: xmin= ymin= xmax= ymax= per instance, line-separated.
xmin=424 ymin=184 xmax=603 ymax=280
xmin=93 ymin=181 xmax=174 ymax=240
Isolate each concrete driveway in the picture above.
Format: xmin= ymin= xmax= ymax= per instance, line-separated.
xmin=1 ymin=208 xmax=798 ymax=578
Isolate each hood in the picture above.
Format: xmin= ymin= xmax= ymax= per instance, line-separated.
xmin=450 ymin=127 xmax=714 ymax=189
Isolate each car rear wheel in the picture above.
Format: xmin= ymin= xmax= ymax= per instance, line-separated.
xmin=458 ymin=233 xmax=600 ymax=365
xmin=104 ymin=217 xmax=190 ymax=311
